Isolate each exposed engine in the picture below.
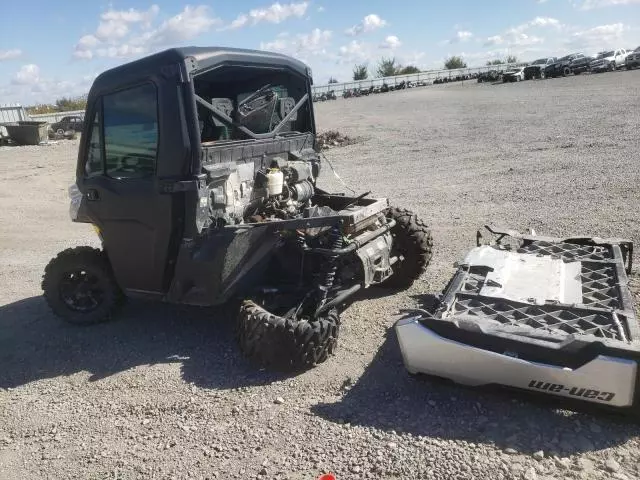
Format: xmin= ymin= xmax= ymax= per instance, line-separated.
xmin=201 ymin=151 xmax=322 ymax=228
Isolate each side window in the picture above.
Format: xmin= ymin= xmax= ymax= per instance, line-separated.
xmin=103 ymin=83 xmax=158 ymax=179
xmin=85 ymin=110 xmax=103 ymax=178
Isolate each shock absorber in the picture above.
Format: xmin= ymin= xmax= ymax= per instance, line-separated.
xmin=317 ymin=226 xmax=343 ymax=306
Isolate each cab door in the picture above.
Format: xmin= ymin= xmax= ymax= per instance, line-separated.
xmin=78 ymin=82 xmax=177 ymax=295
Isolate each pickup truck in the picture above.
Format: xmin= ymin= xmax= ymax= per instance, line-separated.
xmin=544 ymin=53 xmax=584 ymax=78
xmin=590 ymin=49 xmax=629 ymax=72
xmin=625 ymin=46 xmax=640 ymax=69
xmin=523 ymin=57 xmax=556 ymax=79
xmin=569 ymin=54 xmax=593 ymax=74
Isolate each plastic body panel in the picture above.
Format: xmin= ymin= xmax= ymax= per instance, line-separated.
xmin=397 ymin=226 xmax=640 ymax=413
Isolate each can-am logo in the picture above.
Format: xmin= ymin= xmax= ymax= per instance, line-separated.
xmin=528 ymin=380 xmax=615 ymax=402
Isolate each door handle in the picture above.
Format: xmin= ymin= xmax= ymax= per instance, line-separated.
xmin=86 ymin=189 xmax=100 ymax=201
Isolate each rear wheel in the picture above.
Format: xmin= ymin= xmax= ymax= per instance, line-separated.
xmin=563 ymin=66 xmax=571 ymax=77
xmin=42 ymin=247 xmax=124 ymax=325
xmin=540 ymin=70 xmax=546 ymax=79
xmin=380 ymin=208 xmax=433 ymax=289
xmin=237 ymin=297 xmax=341 ymax=371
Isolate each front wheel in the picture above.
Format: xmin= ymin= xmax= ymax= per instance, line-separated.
xmin=237 ymin=297 xmax=341 ymax=371
xmin=563 ymin=66 xmax=571 ymax=77
xmin=42 ymin=247 xmax=124 ymax=325
xmin=380 ymin=208 xmax=433 ymax=289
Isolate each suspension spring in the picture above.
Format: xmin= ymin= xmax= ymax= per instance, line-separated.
xmin=317 ymin=226 xmax=343 ymax=304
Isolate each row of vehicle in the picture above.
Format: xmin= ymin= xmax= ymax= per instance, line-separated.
xmin=314 ymin=46 xmax=640 ymax=100
xmin=325 ymin=75 xmax=484 ymax=101
xmin=335 ymin=80 xmax=427 ymax=100
xmin=503 ymin=46 xmax=640 ymax=82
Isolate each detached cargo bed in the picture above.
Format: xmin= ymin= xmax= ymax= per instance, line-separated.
xmin=396 ymin=226 xmax=640 ymax=414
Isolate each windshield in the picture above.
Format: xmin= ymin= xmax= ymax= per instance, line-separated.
xmin=193 ymin=66 xmax=312 ymax=142
xmin=599 ymin=51 xmax=615 ymax=58
xmin=532 ymin=58 xmax=547 ymax=65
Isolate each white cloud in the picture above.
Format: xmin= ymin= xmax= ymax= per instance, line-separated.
xmin=507 ymin=16 xmax=561 ymax=35
xmin=578 ymin=0 xmax=640 ymax=9
xmin=95 ymin=19 xmax=130 ymax=42
xmin=0 ymin=49 xmax=23 ymax=61
xmin=11 ymin=64 xmax=40 ymax=85
xmin=73 ymin=49 xmax=94 ymax=60
xmin=529 ymin=17 xmax=561 ymax=27
xmin=317 ymin=6 xmax=325 ymax=12
xmin=443 ymin=30 xmax=474 ymax=45
xmin=260 ymin=28 xmax=332 ymax=57
xmin=484 ymin=35 xmax=504 ymax=46
xmin=73 ymin=5 xmax=220 ymax=60
xmin=94 ymin=5 xmax=160 ymax=43
xmin=96 ymin=45 xmax=147 ymax=59
xmin=101 ymin=5 xmax=160 ymax=24
xmin=337 ymin=40 xmax=370 ymax=63
xmin=345 ymin=14 xmax=387 ymax=36
xmin=224 ymin=2 xmax=309 ymax=30
xmin=77 ymin=35 xmax=99 ymax=50
xmin=380 ymin=35 xmax=402 ymax=49
xmin=566 ymin=22 xmax=628 ymax=49
xmin=140 ymin=5 xmax=220 ymax=46
xmin=4 ymin=68 xmax=98 ymax=104
xmin=483 ymin=16 xmax=561 ymax=47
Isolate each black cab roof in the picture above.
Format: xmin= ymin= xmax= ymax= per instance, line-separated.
xmin=90 ymin=46 xmax=311 ymax=93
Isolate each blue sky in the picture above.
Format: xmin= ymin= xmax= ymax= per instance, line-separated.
xmin=1 ymin=0 xmax=639 ymax=104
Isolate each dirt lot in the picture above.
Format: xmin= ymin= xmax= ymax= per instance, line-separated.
xmin=1 ymin=70 xmax=640 ymax=480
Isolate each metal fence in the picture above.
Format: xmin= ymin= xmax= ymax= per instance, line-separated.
xmin=0 ymin=104 xmax=85 ymax=125
xmin=0 ymin=104 xmax=30 ymax=124
xmin=311 ymin=63 xmax=522 ymax=96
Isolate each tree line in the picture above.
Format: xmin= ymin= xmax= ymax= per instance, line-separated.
xmin=26 ymin=95 xmax=88 ymax=115
xmin=339 ymin=55 xmax=519 ymax=82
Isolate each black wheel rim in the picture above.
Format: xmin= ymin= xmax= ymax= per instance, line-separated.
xmin=59 ymin=270 xmax=104 ymax=312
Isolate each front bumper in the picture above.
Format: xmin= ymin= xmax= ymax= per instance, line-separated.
xmin=524 ymin=67 xmax=542 ymax=78
xmin=395 ymin=225 xmax=639 ymax=415
xmin=590 ymin=62 xmax=611 ymax=72
xmin=627 ymin=55 xmax=640 ymax=67
xmin=396 ymin=318 xmax=637 ymax=407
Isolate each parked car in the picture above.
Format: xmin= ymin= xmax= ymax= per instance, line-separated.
xmin=544 ymin=54 xmax=583 ymax=78
xmin=477 ymin=70 xmax=502 ymax=83
xmin=590 ymin=48 xmax=629 ymax=72
xmin=523 ymin=57 xmax=556 ymax=79
xmin=502 ymin=67 xmax=525 ymax=82
xmin=570 ymin=54 xmax=593 ymax=74
xmin=50 ymin=115 xmax=84 ymax=134
xmin=627 ymin=46 xmax=640 ymax=69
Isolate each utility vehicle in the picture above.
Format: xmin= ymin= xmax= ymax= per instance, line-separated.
xmin=42 ymin=47 xmax=432 ymax=370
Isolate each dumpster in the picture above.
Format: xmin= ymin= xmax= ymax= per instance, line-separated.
xmin=5 ymin=121 xmax=49 ymax=145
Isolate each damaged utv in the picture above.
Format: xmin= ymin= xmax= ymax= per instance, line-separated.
xmin=42 ymin=47 xmax=433 ymax=370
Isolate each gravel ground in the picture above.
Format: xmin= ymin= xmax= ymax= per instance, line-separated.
xmin=1 ymin=70 xmax=640 ymax=480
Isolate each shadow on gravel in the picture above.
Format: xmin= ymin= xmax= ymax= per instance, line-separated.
xmin=311 ymin=326 xmax=640 ymax=456
xmin=0 ymin=296 xmax=294 ymax=391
